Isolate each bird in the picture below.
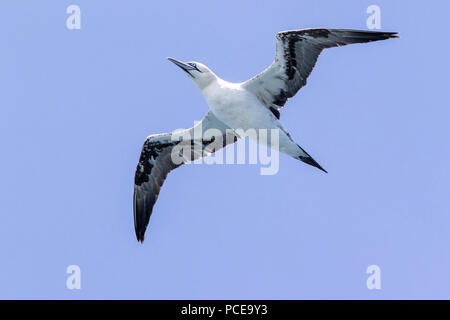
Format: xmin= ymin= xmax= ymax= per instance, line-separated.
xmin=133 ymin=28 xmax=398 ymax=242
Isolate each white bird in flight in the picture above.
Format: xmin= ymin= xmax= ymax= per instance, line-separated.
xmin=134 ymin=28 xmax=397 ymax=242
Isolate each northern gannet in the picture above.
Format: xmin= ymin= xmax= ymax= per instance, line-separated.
xmin=133 ymin=28 xmax=398 ymax=242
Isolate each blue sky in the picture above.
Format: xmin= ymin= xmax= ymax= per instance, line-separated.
xmin=1 ymin=0 xmax=449 ymax=299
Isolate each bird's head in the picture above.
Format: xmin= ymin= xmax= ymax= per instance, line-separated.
xmin=168 ymin=57 xmax=216 ymax=90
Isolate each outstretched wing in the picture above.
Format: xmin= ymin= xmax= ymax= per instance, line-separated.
xmin=243 ymin=29 xmax=398 ymax=111
xmin=133 ymin=111 xmax=237 ymax=242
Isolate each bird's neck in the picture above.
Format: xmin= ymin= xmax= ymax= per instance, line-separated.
xmin=196 ymin=74 xmax=221 ymax=91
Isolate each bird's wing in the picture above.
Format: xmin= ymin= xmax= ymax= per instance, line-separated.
xmin=133 ymin=111 xmax=238 ymax=242
xmin=243 ymin=29 xmax=398 ymax=111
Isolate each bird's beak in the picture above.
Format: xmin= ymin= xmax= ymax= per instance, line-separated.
xmin=167 ymin=57 xmax=196 ymax=73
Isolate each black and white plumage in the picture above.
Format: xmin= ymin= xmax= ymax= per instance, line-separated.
xmin=243 ymin=29 xmax=398 ymax=111
xmin=134 ymin=111 xmax=237 ymax=242
xmin=134 ymin=28 xmax=397 ymax=242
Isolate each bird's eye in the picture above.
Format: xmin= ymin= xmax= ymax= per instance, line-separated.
xmin=188 ymin=62 xmax=202 ymax=73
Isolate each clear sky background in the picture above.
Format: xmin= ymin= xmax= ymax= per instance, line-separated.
xmin=1 ymin=0 xmax=449 ymax=299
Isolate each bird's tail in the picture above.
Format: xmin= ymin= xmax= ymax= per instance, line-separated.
xmin=275 ymin=128 xmax=327 ymax=173
xmin=296 ymin=144 xmax=327 ymax=173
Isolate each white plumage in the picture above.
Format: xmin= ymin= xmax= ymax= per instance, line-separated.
xmin=134 ymin=28 xmax=398 ymax=242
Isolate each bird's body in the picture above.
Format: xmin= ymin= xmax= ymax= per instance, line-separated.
xmin=204 ymin=80 xmax=260 ymax=131
xmin=133 ymin=28 xmax=398 ymax=242
xmin=202 ymin=78 xmax=294 ymax=153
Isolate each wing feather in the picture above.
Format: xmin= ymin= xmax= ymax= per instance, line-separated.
xmin=133 ymin=111 xmax=237 ymax=242
xmin=243 ymin=28 xmax=398 ymax=111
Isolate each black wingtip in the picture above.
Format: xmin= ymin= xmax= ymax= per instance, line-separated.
xmin=389 ymin=32 xmax=399 ymax=39
xmin=355 ymin=30 xmax=399 ymax=41
xmin=333 ymin=29 xmax=399 ymax=44
xmin=136 ymin=231 xmax=145 ymax=243
xmin=378 ymin=31 xmax=399 ymax=40
xmin=135 ymin=224 xmax=146 ymax=243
